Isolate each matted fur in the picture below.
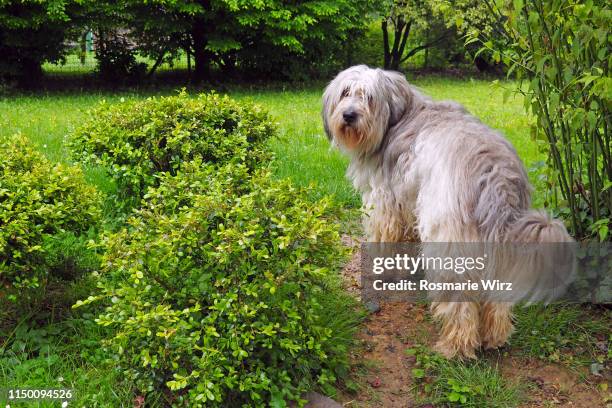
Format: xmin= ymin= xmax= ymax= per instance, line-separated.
xmin=322 ymin=65 xmax=572 ymax=358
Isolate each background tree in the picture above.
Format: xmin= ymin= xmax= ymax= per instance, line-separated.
xmin=120 ymin=0 xmax=377 ymax=81
xmin=442 ymin=0 xmax=507 ymax=72
xmin=0 ymin=0 xmax=77 ymax=86
xmin=379 ymin=0 xmax=506 ymax=72
xmin=74 ymin=0 xmax=146 ymax=82
xmin=380 ymin=0 xmax=453 ymax=70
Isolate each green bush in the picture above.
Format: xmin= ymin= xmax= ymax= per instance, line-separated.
xmin=0 ymin=135 xmax=101 ymax=299
xmin=94 ymin=33 xmax=147 ymax=84
xmin=479 ymin=0 xmax=611 ymax=240
xmin=68 ymin=92 xmax=276 ymax=208
xmin=76 ymin=161 xmax=358 ymax=407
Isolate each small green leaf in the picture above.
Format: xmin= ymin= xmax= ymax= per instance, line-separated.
xmin=412 ymin=368 xmax=425 ymax=379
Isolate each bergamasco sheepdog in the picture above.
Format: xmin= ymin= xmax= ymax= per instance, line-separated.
xmin=322 ymin=65 xmax=572 ymax=359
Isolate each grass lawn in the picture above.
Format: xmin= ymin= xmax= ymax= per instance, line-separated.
xmin=0 ymin=76 xmax=542 ymax=209
xmin=6 ymin=76 xmax=603 ymax=407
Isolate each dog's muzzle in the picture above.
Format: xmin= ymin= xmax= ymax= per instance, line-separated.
xmin=342 ymin=109 xmax=358 ymax=125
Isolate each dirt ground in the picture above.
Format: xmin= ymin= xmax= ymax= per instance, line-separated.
xmin=337 ymin=236 xmax=609 ymax=408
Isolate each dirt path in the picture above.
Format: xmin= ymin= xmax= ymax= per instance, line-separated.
xmin=337 ymin=236 xmax=608 ymax=408
xmin=501 ymin=358 xmax=605 ymax=407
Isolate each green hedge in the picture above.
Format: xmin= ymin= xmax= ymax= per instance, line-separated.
xmin=77 ymin=161 xmax=358 ymax=407
xmin=68 ymin=91 xmax=276 ymax=209
xmin=0 ymin=134 xmax=101 ymax=299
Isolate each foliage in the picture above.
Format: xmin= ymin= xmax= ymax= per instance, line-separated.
xmin=380 ymin=0 xmax=455 ymax=70
xmin=104 ymin=0 xmax=378 ymax=80
xmin=438 ymin=0 xmax=506 ymax=72
xmin=350 ymin=23 xmax=386 ymax=68
xmin=0 ymin=316 xmax=135 ymax=406
xmin=377 ymin=0 xmax=504 ymax=71
xmin=228 ymin=2 xmax=375 ymax=80
xmin=2 ymin=0 xmax=381 ymax=84
xmin=478 ymin=0 xmax=611 ymax=240
xmin=0 ymin=134 xmax=101 ymax=300
xmin=512 ymin=303 xmax=610 ymax=366
xmin=375 ymin=0 xmax=516 ymax=72
xmin=68 ymin=91 xmax=275 ymax=209
xmin=0 ymin=0 xmax=77 ymax=87
xmin=75 ymin=160 xmax=358 ymax=406
xmin=407 ymin=345 xmax=524 ymax=407
xmin=94 ymin=31 xmax=147 ymax=83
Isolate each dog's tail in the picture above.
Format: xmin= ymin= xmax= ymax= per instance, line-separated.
xmin=505 ymin=209 xmax=572 ymax=243
xmin=502 ymin=210 xmax=574 ymax=303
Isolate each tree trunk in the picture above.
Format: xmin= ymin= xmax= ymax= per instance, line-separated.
xmin=187 ymin=49 xmax=191 ymax=75
xmin=382 ymin=20 xmax=390 ymax=69
xmin=382 ymin=17 xmax=412 ymax=71
xmin=191 ymin=16 xmax=210 ymax=82
xmin=19 ymin=58 xmax=43 ymax=88
xmin=146 ymin=50 xmax=166 ymax=78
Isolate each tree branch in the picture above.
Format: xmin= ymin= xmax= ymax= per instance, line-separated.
xmin=391 ymin=17 xmax=404 ymax=58
xmin=400 ymin=32 xmax=449 ymax=63
xmin=396 ymin=20 xmax=412 ymax=62
xmin=147 ymin=49 xmax=167 ymax=77
xmin=382 ymin=19 xmax=390 ymax=68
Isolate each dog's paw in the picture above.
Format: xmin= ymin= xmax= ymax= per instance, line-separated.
xmin=433 ymin=340 xmax=478 ymax=360
xmin=481 ymin=336 xmax=509 ymax=350
xmin=480 ymin=323 xmax=513 ymax=350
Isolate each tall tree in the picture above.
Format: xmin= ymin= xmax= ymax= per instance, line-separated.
xmin=123 ymin=0 xmax=377 ymax=81
xmin=0 ymin=0 xmax=77 ymax=86
xmin=379 ymin=0 xmax=499 ymax=71
xmin=438 ymin=0 xmax=506 ymax=72
xmin=380 ymin=0 xmax=452 ymax=70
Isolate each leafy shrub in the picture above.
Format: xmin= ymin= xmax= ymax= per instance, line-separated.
xmin=95 ymin=32 xmax=147 ymax=83
xmin=77 ymin=162 xmax=359 ymax=407
xmin=479 ymin=0 xmax=611 ymax=240
xmin=351 ymin=23 xmax=384 ymax=68
xmin=0 ymin=135 xmax=101 ymax=299
xmin=43 ymin=231 xmax=100 ymax=282
xmin=68 ymin=92 xmax=276 ymax=208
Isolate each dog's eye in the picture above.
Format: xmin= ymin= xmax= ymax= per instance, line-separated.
xmin=341 ymin=88 xmax=350 ymax=98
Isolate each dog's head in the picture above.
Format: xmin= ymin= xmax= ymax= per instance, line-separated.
xmin=322 ymin=65 xmax=413 ymax=155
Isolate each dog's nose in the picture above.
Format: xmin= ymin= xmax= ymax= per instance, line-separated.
xmin=343 ymin=110 xmax=358 ymax=124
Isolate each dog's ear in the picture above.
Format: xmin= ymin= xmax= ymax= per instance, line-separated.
xmin=321 ymin=84 xmax=333 ymax=141
xmin=380 ymin=70 xmax=413 ymax=127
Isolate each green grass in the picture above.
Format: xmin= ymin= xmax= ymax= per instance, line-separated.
xmin=408 ymin=345 xmax=525 ymax=407
xmin=512 ymin=303 xmax=611 ymax=366
xmin=42 ymin=52 xmax=192 ymax=76
xmin=0 ymin=316 xmax=133 ymax=407
xmin=0 ymin=77 xmax=543 ymax=209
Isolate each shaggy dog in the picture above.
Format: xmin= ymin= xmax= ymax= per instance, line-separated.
xmin=322 ymin=65 xmax=572 ymax=359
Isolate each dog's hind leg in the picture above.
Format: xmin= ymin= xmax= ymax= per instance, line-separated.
xmin=431 ymin=301 xmax=481 ymax=359
xmin=479 ymin=301 xmax=513 ymax=350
